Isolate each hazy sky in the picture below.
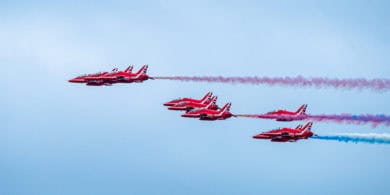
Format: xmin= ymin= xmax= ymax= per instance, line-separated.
xmin=2 ymin=1 xmax=390 ymax=194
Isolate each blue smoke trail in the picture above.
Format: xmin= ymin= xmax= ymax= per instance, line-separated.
xmin=312 ymin=133 xmax=390 ymax=144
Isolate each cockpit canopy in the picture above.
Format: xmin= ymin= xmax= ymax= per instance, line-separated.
xmin=267 ymin=110 xmax=277 ymax=114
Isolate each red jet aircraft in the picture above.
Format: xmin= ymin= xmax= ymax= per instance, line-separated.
xmin=85 ymin=65 xmax=150 ymax=86
xmin=163 ymin=92 xmax=213 ymax=107
xmin=252 ymin=122 xmax=313 ymax=142
xmin=181 ymin=102 xmax=233 ymax=121
xmin=257 ymin=104 xmax=308 ymax=121
xmin=69 ymin=65 xmax=133 ymax=84
xmin=168 ymin=96 xmax=218 ymax=111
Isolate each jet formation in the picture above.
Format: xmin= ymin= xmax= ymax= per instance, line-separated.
xmin=164 ymin=92 xmax=233 ymax=121
xmin=68 ymin=65 xmax=151 ymax=86
xmin=253 ymin=122 xmax=313 ymax=142
xmin=164 ymin=91 xmax=314 ymax=141
xmin=69 ymin=66 xmax=315 ymax=142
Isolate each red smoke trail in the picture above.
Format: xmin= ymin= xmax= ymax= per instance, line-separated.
xmin=235 ymin=114 xmax=390 ymax=128
xmin=154 ymin=76 xmax=390 ymax=91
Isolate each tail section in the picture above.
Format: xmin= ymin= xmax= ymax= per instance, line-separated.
xmin=201 ymin=95 xmax=215 ymax=104
xmin=296 ymin=104 xmax=308 ymax=115
xmin=296 ymin=122 xmax=313 ymax=137
xmin=200 ymin=92 xmax=213 ymax=102
xmin=112 ymin=68 xmax=119 ymax=72
xmin=205 ymin=96 xmax=218 ymax=109
xmin=219 ymin=102 xmax=232 ymax=113
xmin=124 ymin=65 xmax=134 ymax=73
xmin=295 ymin=124 xmax=303 ymax=130
xmin=135 ymin=65 xmax=148 ymax=75
xmin=301 ymin=122 xmax=313 ymax=132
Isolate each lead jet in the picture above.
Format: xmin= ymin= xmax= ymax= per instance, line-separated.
xmin=68 ymin=65 xmax=133 ymax=84
xmin=181 ymin=102 xmax=233 ymax=121
xmin=163 ymin=92 xmax=213 ymax=107
xmin=252 ymin=122 xmax=313 ymax=142
xmin=84 ymin=65 xmax=150 ymax=86
xmin=168 ymin=96 xmax=218 ymax=111
xmin=257 ymin=104 xmax=308 ymax=121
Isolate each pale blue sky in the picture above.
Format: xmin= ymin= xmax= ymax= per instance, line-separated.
xmin=2 ymin=1 xmax=390 ymax=194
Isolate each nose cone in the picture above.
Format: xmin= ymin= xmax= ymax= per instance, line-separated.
xmin=253 ymin=134 xmax=267 ymax=139
xmin=164 ymin=102 xmax=173 ymax=106
xmin=68 ymin=78 xmax=84 ymax=83
xmin=164 ymin=100 xmax=179 ymax=106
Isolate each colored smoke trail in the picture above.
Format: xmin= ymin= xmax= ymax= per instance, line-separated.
xmin=153 ymin=76 xmax=390 ymax=91
xmin=312 ymin=133 xmax=390 ymax=144
xmin=235 ymin=114 xmax=390 ymax=127
xmin=307 ymin=114 xmax=390 ymax=127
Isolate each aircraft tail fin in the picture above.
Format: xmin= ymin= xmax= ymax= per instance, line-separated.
xmin=296 ymin=104 xmax=308 ymax=115
xmin=200 ymin=92 xmax=213 ymax=102
xmin=301 ymin=122 xmax=313 ymax=131
xmin=220 ymin=102 xmax=232 ymax=113
xmin=205 ymin=96 xmax=218 ymax=109
xmin=296 ymin=122 xmax=313 ymax=136
xmin=124 ymin=65 xmax=134 ymax=73
xmin=136 ymin=65 xmax=148 ymax=75
xmin=200 ymin=95 xmax=215 ymax=104
xmin=295 ymin=124 xmax=303 ymax=130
